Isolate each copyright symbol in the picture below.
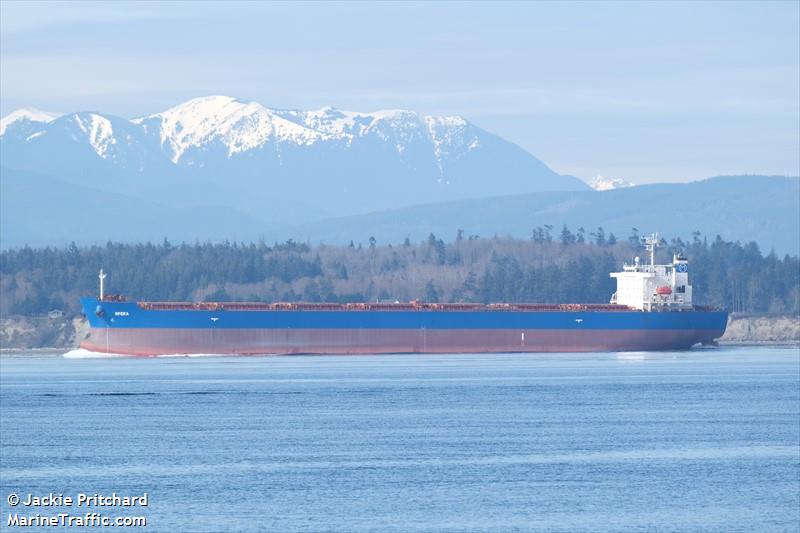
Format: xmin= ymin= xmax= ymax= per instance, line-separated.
xmin=7 ymin=493 xmax=19 ymax=506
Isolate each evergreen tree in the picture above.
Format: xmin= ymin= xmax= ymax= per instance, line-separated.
xmin=629 ymin=228 xmax=640 ymax=247
xmin=560 ymin=225 xmax=575 ymax=245
xmin=424 ymin=281 xmax=440 ymax=303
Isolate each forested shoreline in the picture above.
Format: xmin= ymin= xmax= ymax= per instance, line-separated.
xmin=1 ymin=227 xmax=798 ymax=318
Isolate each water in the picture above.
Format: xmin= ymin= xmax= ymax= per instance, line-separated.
xmin=1 ymin=347 xmax=798 ymax=532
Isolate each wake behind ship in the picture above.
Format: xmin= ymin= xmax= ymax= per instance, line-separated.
xmin=79 ymin=235 xmax=728 ymax=356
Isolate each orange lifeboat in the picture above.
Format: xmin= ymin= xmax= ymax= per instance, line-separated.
xmin=656 ymin=286 xmax=673 ymax=295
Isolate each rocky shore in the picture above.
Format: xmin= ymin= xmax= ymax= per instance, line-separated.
xmin=1 ymin=313 xmax=798 ymax=351
xmin=0 ymin=316 xmax=88 ymax=351
xmin=719 ymin=314 xmax=800 ymax=344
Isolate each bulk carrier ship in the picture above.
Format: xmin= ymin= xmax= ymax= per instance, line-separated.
xmin=79 ymin=235 xmax=728 ymax=356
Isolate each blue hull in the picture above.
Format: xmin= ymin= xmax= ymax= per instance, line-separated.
xmin=79 ymin=298 xmax=728 ymax=355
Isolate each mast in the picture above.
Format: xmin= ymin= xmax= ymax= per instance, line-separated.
xmin=644 ymin=233 xmax=659 ymax=272
xmin=99 ymin=269 xmax=106 ymax=300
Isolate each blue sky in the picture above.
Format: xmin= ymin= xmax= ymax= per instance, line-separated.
xmin=1 ymin=1 xmax=797 ymax=183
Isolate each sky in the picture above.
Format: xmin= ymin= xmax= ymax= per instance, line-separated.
xmin=1 ymin=1 xmax=798 ymax=184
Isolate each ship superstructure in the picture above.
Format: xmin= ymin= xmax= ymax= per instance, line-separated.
xmin=610 ymin=234 xmax=692 ymax=311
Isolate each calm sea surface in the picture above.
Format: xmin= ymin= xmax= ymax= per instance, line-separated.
xmin=1 ymin=347 xmax=798 ymax=532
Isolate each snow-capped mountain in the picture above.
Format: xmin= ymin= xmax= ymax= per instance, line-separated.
xmin=133 ymin=96 xmax=340 ymax=164
xmin=0 ymin=96 xmax=588 ymax=223
xmin=588 ymin=175 xmax=634 ymax=191
xmin=129 ymin=96 xmax=502 ymax=174
xmin=0 ymin=107 xmax=59 ymax=136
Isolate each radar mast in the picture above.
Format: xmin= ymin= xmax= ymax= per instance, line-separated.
xmin=643 ymin=233 xmax=659 ymax=272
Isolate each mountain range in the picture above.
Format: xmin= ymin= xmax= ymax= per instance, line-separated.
xmin=1 ymin=97 xmax=798 ymax=254
xmin=267 ymin=175 xmax=799 ymax=255
xmin=0 ymin=96 xmax=586 ymax=223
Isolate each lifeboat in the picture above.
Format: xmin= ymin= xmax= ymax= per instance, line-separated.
xmin=656 ymin=286 xmax=673 ymax=295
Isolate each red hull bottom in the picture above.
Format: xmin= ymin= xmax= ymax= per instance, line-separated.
xmin=80 ymin=328 xmax=724 ymax=356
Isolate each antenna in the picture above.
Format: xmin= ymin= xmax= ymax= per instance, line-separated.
xmin=99 ymin=269 xmax=106 ymax=300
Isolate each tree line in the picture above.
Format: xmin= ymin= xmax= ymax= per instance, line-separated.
xmin=0 ymin=227 xmax=797 ymax=317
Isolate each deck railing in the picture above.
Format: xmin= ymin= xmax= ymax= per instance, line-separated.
xmin=136 ymin=301 xmax=635 ymax=312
